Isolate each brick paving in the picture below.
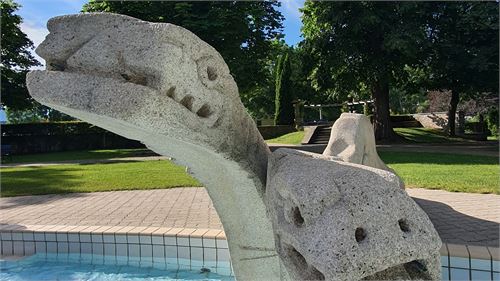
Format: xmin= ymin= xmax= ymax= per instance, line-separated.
xmin=0 ymin=187 xmax=498 ymax=247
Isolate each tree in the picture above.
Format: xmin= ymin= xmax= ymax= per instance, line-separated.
xmin=274 ymin=52 xmax=294 ymax=125
xmin=301 ymin=1 xmax=429 ymax=140
xmin=424 ymin=2 xmax=499 ymax=136
xmin=82 ymin=1 xmax=284 ymax=105
xmin=1 ymin=0 xmax=40 ymax=110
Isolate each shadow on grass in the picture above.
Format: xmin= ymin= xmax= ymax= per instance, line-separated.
xmin=0 ymin=166 xmax=89 ymax=201
xmin=379 ymin=151 xmax=498 ymax=165
xmin=412 ymin=197 xmax=499 ymax=247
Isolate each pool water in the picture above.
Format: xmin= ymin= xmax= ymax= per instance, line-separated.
xmin=0 ymin=254 xmax=235 ymax=281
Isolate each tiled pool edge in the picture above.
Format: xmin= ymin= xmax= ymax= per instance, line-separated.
xmin=1 ymin=224 xmax=499 ymax=280
xmin=0 ymin=224 xmax=233 ymax=276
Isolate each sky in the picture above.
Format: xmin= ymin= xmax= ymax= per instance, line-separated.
xmin=3 ymin=0 xmax=304 ymax=122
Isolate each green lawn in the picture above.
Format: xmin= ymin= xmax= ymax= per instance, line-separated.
xmin=266 ymin=131 xmax=304 ymax=144
xmin=2 ymin=148 xmax=153 ymax=164
xmin=0 ymin=160 xmax=201 ymax=197
xmin=379 ymin=151 xmax=499 ymax=194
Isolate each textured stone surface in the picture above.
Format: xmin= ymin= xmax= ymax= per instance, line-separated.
xmin=27 ymin=13 xmax=283 ymax=281
xmin=266 ymin=148 xmax=442 ymax=281
xmin=323 ymin=113 xmax=394 ymax=172
xmin=28 ymin=13 xmax=443 ymax=281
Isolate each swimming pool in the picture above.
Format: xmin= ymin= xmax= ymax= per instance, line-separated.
xmin=0 ymin=253 xmax=235 ymax=281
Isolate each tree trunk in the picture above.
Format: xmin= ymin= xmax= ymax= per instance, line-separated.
xmin=447 ymin=89 xmax=460 ymax=136
xmin=372 ymin=79 xmax=398 ymax=141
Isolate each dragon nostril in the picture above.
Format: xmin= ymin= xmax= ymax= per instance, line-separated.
xmin=398 ymin=219 xmax=410 ymax=232
xmin=355 ymin=227 xmax=366 ymax=242
xmin=180 ymin=95 xmax=194 ymax=110
xmin=291 ymin=206 xmax=304 ymax=227
xmin=166 ymin=86 xmax=176 ymax=98
xmin=196 ymin=104 xmax=212 ymax=118
xmin=207 ymin=66 xmax=217 ymax=81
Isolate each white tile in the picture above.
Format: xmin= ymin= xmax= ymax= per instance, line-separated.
xmin=116 ymin=244 xmax=128 ymax=257
xmin=141 ymin=244 xmax=153 ymax=262
xmin=178 ymin=246 xmax=190 ymax=259
xmin=441 ymin=255 xmax=449 ymax=267
xmin=493 ymin=260 xmax=499 ymax=272
xmin=128 ymin=244 xmax=140 ymax=257
xmin=80 ymin=234 xmax=91 ymax=243
xmin=164 ymin=236 xmax=177 ymax=246
xmin=139 ymin=235 xmax=152 ymax=244
xmin=56 ymin=233 xmax=68 ymax=242
xmin=204 ymin=248 xmax=217 ymax=262
xmin=104 ymin=243 xmax=115 ymax=256
xmin=190 ymin=237 xmax=202 ymax=247
xmin=102 ymin=234 xmax=114 ymax=243
xmin=471 ymin=270 xmax=491 ymax=281
xmin=45 ymin=232 xmax=57 ymax=242
xmin=2 ymin=241 xmax=13 ymax=255
xmin=67 ymin=234 xmax=79 ymax=242
xmin=11 ymin=232 xmax=23 ymax=241
xmin=92 ymin=243 xmax=104 ymax=255
xmin=35 ymin=241 xmax=46 ymax=253
xmin=450 ymin=268 xmax=469 ymax=281
xmin=493 ymin=272 xmax=499 ymax=281
xmin=217 ymin=249 xmax=231 ymax=262
xmin=24 ymin=241 xmax=35 ymax=255
xmin=152 ymin=235 xmax=164 ymax=245
xmin=177 ymin=237 xmax=189 ymax=246
xmin=216 ymin=238 xmax=228 ymax=249
xmin=22 ymin=232 xmax=34 ymax=241
xmin=127 ymin=234 xmax=139 ymax=244
xmin=81 ymin=242 xmax=92 ymax=254
xmin=34 ymin=232 xmax=45 ymax=241
xmin=46 ymin=242 xmax=57 ymax=253
xmin=1 ymin=232 xmax=12 ymax=240
xmin=58 ymin=242 xmax=69 ymax=254
xmin=165 ymin=246 xmax=177 ymax=259
xmin=91 ymin=233 xmax=103 ymax=243
xmin=13 ymin=241 xmax=24 ymax=255
xmin=203 ymin=238 xmax=216 ymax=248
xmin=152 ymin=244 xmax=164 ymax=259
xmin=115 ymin=234 xmax=127 ymax=244
xmin=450 ymin=257 xmax=470 ymax=269
xmin=190 ymin=247 xmax=203 ymax=262
xmin=471 ymin=258 xmax=491 ymax=271
xmin=441 ymin=267 xmax=449 ymax=281
xmin=68 ymin=242 xmax=80 ymax=253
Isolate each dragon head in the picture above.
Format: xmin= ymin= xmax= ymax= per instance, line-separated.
xmin=266 ymin=149 xmax=442 ymax=281
xmin=27 ymin=13 xmax=268 ymax=179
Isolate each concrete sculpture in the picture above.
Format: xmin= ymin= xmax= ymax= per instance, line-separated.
xmin=27 ymin=13 xmax=441 ymax=281
xmin=323 ymin=113 xmax=392 ymax=172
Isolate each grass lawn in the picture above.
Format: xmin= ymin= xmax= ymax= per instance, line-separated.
xmin=2 ymin=148 xmax=153 ymax=164
xmin=266 ymin=131 xmax=304 ymax=145
xmin=379 ymin=151 xmax=499 ymax=194
xmin=0 ymin=160 xmax=201 ymax=197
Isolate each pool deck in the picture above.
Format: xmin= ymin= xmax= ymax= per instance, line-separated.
xmin=0 ymin=187 xmax=498 ymax=249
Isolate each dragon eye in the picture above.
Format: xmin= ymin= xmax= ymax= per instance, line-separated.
xmin=207 ymin=66 xmax=217 ymax=81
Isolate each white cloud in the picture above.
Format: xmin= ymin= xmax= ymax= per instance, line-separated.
xmin=281 ymin=0 xmax=304 ymax=19
xmin=20 ymin=21 xmax=48 ymax=69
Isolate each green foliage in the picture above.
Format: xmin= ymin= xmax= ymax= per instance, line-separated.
xmin=274 ymin=52 xmax=294 ymax=125
xmin=5 ymin=103 xmax=74 ymax=123
xmin=0 ymin=0 xmax=41 ymax=110
xmin=486 ymin=108 xmax=499 ymax=136
xmin=0 ymin=160 xmax=201 ymax=197
xmin=82 ymin=1 xmax=284 ymax=108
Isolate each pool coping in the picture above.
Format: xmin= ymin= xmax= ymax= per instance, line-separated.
xmin=0 ymin=223 xmax=498 ymax=278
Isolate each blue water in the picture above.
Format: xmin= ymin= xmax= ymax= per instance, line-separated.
xmin=0 ymin=254 xmax=234 ymax=281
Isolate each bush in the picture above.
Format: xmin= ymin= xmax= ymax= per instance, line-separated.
xmin=486 ymin=108 xmax=499 ymax=136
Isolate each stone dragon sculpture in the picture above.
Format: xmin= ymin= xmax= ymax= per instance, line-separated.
xmin=27 ymin=13 xmax=441 ymax=281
